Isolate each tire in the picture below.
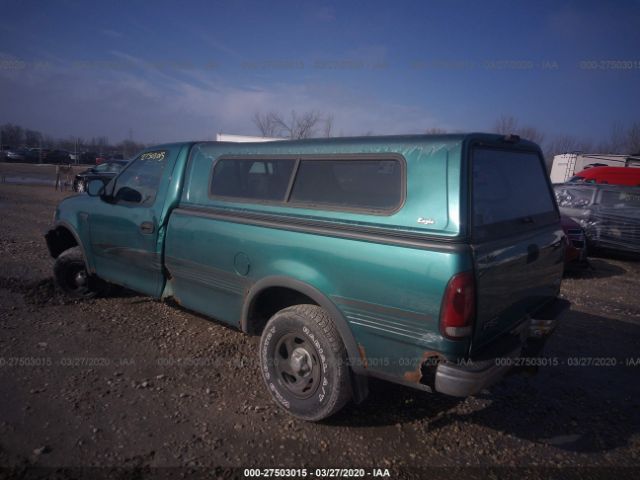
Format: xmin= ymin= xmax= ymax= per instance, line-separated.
xmin=259 ymin=304 xmax=352 ymax=421
xmin=53 ymin=247 xmax=108 ymax=299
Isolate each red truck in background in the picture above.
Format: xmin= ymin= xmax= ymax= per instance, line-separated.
xmin=570 ymin=166 xmax=640 ymax=187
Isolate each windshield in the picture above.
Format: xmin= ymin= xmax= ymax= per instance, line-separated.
xmin=567 ymin=175 xmax=595 ymax=183
xmin=554 ymin=186 xmax=595 ymax=209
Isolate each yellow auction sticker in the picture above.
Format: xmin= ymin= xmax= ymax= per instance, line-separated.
xmin=141 ymin=151 xmax=166 ymax=161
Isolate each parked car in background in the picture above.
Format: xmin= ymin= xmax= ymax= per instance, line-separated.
xmin=72 ymin=160 xmax=128 ymax=192
xmin=45 ymin=149 xmax=72 ymax=164
xmin=560 ymin=215 xmax=587 ymax=265
xmin=569 ymin=166 xmax=640 ymax=187
xmin=0 ymin=145 xmax=12 ymax=161
xmin=555 ymin=183 xmax=640 ymax=255
xmin=79 ymin=151 xmax=99 ymax=164
xmin=96 ymin=153 xmax=124 ymax=165
xmin=24 ymin=148 xmax=51 ymax=163
xmin=4 ymin=148 xmax=29 ymax=162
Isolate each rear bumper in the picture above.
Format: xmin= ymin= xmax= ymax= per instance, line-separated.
xmin=435 ymin=346 xmax=520 ymax=397
xmin=434 ymin=298 xmax=570 ymax=397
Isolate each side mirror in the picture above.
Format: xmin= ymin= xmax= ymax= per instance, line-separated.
xmin=87 ymin=179 xmax=105 ymax=197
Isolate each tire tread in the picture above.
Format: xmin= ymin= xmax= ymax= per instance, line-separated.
xmin=261 ymin=304 xmax=352 ymax=421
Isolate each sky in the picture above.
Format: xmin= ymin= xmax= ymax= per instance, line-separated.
xmin=0 ymin=0 xmax=639 ymax=144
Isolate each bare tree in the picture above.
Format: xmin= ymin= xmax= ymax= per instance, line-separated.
xmin=626 ymin=122 xmax=640 ymax=154
xmin=1 ymin=123 xmax=25 ymax=146
xmin=595 ymin=121 xmax=640 ymax=154
xmin=545 ymin=134 xmax=579 ymax=157
xmin=24 ymin=129 xmax=43 ymax=147
xmin=290 ymin=111 xmax=322 ymax=139
xmin=252 ymin=111 xmax=281 ymax=137
xmin=322 ymin=114 xmax=334 ymax=138
xmin=493 ymin=115 xmax=519 ymax=135
xmin=253 ymin=110 xmax=334 ymax=139
xmin=603 ymin=121 xmax=627 ymax=154
xmin=493 ymin=115 xmax=544 ymax=145
xmin=544 ymin=134 xmax=595 ymax=158
xmin=517 ymin=126 xmax=544 ymax=145
xmin=544 ymin=135 xmax=595 ymax=167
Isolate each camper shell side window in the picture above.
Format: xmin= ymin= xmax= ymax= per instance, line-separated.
xmin=209 ymin=155 xmax=405 ymax=215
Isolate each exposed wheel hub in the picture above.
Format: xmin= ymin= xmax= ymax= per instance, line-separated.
xmin=274 ymin=333 xmax=321 ymax=399
xmin=290 ymin=347 xmax=312 ymax=375
xmin=74 ymin=270 xmax=87 ymax=287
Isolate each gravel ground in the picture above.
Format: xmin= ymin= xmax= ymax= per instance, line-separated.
xmin=0 ymin=184 xmax=639 ymax=478
xmin=0 ymin=163 xmax=86 ymax=189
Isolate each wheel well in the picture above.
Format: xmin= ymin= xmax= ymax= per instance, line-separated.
xmin=45 ymin=226 xmax=78 ymax=258
xmin=245 ymin=287 xmax=318 ymax=335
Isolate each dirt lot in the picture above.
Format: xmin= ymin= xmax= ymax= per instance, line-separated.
xmin=0 ymin=163 xmax=86 ymax=189
xmin=0 ymin=184 xmax=639 ymax=478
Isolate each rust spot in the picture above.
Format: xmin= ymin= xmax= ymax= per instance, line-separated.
xmin=357 ymin=343 xmax=368 ymax=369
xmin=403 ymin=351 xmax=443 ymax=383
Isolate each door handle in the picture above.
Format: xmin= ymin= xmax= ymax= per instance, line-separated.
xmin=140 ymin=221 xmax=155 ymax=234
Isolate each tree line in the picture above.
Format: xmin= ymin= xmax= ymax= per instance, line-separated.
xmin=0 ymin=123 xmax=146 ymax=159
xmin=253 ymin=111 xmax=640 ymax=160
xmin=3 ymin=113 xmax=639 ymax=162
xmin=492 ymin=115 xmax=640 ymax=160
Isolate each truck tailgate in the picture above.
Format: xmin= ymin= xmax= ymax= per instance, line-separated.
xmin=471 ymin=225 xmax=564 ymax=354
xmin=468 ymin=146 xmax=564 ymax=356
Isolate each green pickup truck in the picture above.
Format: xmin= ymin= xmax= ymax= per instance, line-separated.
xmin=45 ymin=134 xmax=568 ymax=420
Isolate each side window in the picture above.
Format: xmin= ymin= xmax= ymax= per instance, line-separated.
xmin=210 ymin=159 xmax=295 ymax=201
xmin=600 ymin=190 xmax=640 ymax=208
xmin=289 ymin=159 xmax=402 ymax=211
xmin=112 ymin=150 xmax=167 ymax=205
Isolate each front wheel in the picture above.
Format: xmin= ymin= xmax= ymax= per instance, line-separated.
xmin=53 ymin=247 xmax=108 ymax=298
xmin=259 ymin=304 xmax=352 ymax=421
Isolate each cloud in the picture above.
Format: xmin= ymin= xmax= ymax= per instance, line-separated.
xmin=0 ymin=53 xmax=440 ymax=143
xmin=196 ymin=31 xmax=246 ymax=62
xmin=311 ymin=5 xmax=337 ymax=22
xmin=101 ymin=28 xmax=124 ymax=39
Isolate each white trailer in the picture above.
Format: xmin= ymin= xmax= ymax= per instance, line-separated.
xmin=215 ymin=133 xmax=285 ymax=143
xmin=549 ymin=153 xmax=640 ymax=183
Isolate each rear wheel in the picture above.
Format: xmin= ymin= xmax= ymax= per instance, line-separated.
xmin=53 ymin=247 xmax=108 ymax=298
xmin=259 ymin=304 xmax=352 ymax=421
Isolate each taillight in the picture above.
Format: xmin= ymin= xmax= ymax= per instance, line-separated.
xmin=440 ymin=271 xmax=476 ymax=339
